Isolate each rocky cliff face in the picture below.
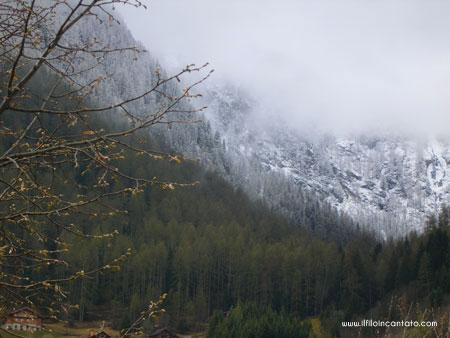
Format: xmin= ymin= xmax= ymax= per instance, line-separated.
xmin=203 ymin=85 xmax=450 ymax=237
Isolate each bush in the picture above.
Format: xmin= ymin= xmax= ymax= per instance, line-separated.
xmin=207 ymin=303 xmax=310 ymax=338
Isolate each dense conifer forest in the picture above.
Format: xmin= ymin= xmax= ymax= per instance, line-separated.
xmin=1 ymin=65 xmax=450 ymax=338
xmin=4 ymin=115 xmax=450 ymax=335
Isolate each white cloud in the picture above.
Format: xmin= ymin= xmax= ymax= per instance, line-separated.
xmin=120 ymin=0 xmax=450 ymax=134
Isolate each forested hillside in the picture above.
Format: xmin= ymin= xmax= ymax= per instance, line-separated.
xmin=5 ymin=102 xmax=450 ymax=336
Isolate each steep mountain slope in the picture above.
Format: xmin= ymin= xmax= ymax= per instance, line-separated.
xmin=65 ymin=12 xmax=449 ymax=238
xmin=203 ymin=85 xmax=450 ymax=237
xmin=63 ymin=11 xmax=230 ymax=172
xmin=62 ymin=13 xmax=356 ymax=240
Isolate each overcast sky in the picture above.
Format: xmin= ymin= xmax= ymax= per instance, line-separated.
xmin=120 ymin=0 xmax=450 ymax=134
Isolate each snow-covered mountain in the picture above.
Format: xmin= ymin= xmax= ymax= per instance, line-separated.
xmin=202 ymin=85 xmax=450 ymax=237
xmin=65 ymin=13 xmax=449 ymax=238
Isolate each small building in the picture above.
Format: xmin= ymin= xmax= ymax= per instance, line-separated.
xmin=2 ymin=307 xmax=43 ymax=332
xmin=88 ymin=331 xmax=112 ymax=338
xmin=148 ymin=327 xmax=180 ymax=338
